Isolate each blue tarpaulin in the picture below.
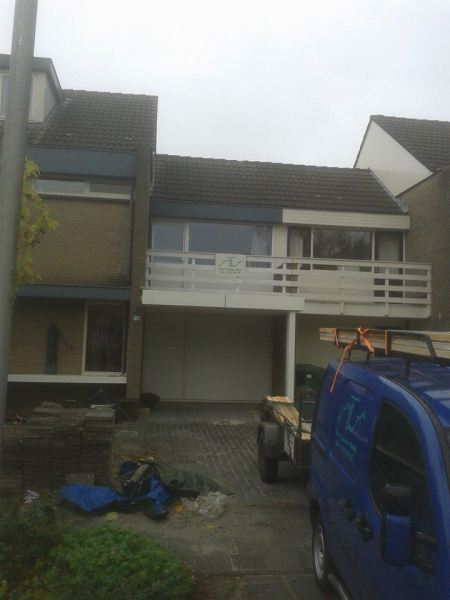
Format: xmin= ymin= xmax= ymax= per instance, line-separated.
xmin=61 ymin=477 xmax=169 ymax=514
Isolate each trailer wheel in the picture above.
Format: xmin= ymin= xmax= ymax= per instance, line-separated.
xmin=258 ymin=434 xmax=279 ymax=483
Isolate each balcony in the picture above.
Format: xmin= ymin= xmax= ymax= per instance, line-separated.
xmin=143 ymin=250 xmax=431 ymax=318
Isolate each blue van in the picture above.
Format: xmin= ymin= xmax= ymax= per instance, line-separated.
xmin=309 ymin=357 xmax=450 ymax=600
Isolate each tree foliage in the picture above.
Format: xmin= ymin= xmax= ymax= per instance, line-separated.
xmin=16 ymin=160 xmax=58 ymax=288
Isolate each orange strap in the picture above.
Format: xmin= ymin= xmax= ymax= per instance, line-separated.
xmin=330 ymin=327 xmax=374 ymax=393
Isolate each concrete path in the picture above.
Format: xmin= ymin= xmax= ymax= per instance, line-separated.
xmin=123 ymin=402 xmax=331 ymax=599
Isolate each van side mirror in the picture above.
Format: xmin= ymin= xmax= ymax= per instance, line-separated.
xmin=380 ymin=483 xmax=413 ymax=567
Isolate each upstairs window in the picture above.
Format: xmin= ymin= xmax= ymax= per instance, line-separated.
xmin=313 ymin=228 xmax=372 ymax=261
xmin=33 ymin=178 xmax=132 ymax=199
xmin=0 ymin=74 xmax=35 ymax=120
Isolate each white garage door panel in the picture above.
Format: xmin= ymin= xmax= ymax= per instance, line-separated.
xmin=228 ymin=317 xmax=272 ymax=401
xmin=184 ymin=316 xmax=229 ymax=401
xmin=142 ymin=313 xmax=185 ymax=400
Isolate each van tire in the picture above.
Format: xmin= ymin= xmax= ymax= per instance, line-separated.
xmin=312 ymin=513 xmax=334 ymax=592
xmin=257 ymin=435 xmax=279 ymax=483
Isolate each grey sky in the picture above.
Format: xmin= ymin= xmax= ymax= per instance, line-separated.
xmin=1 ymin=0 xmax=450 ymax=167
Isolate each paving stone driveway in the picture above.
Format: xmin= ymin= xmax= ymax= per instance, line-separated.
xmin=131 ymin=402 xmax=330 ymax=600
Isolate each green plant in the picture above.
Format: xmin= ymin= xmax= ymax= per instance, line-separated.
xmin=45 ymin=526 xmax=193 ymax=600
xmin=0 ymin=499 xmax=62 ymax=599
xmin=16 ymin=159 xmax=58 ymax=288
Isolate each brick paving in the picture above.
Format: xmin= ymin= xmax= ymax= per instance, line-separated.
xmin=123 ymin=402 xmax=330 ymax=599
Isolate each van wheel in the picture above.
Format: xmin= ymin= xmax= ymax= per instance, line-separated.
xmin=257 ymin=435 xmax=278 ymax=483
xmin=312 ymin=513 xmax=334 ymax=592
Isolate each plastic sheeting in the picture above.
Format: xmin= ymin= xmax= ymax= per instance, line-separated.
xmin=61 ymin=477 xmax=169 ymax=514
xmin=120 ymin=460 xmax=232 ymax=497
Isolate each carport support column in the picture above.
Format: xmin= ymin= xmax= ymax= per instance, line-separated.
xmin=285 ymin=311 xmax=296 ymax=401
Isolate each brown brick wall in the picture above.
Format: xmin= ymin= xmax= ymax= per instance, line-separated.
xmin=30 ymin=196 xmax=130 ymax=287
xmin=9 ymin=298 xmax=85 ymax=375
xmin=402 ymin=167 xmax=450 ymax=330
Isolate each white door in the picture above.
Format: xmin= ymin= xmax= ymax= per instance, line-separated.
xmin=143 ymin=312 xmax=273 ymax=402
xmin=142 ymin=312 xmax=185 ymax=400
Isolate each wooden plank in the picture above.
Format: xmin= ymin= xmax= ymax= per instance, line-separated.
xmin=320 ymin=328 xmax=450 ymax=360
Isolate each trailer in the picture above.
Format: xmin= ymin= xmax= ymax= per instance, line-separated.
xmin=257 ymin=388 xmax=315 ymax=483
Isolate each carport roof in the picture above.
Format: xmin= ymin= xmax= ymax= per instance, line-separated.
xmin=152 ymin=154 xmax=405 ymax=215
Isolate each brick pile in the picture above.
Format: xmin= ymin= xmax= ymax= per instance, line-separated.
xmin=0 ymin=407 xmax=114 ymax=501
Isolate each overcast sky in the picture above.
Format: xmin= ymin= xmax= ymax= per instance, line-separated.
xmin=1 ymin=0 xmax=450 ymax=167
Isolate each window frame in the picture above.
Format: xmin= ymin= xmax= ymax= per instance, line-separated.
xmin=82 ymin=301 xmax=127 ymax=376
xmin=151 ymin=218 xmax=274 ymax=257
xmin=33 ymin=177 xmax=133 ymax=200
xmin=368 ymin=400 xmax=433 ymax=533
xmin=0 ymin=73 xmax=37 ymax=121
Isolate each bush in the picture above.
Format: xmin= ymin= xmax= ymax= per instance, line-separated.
xmin=44 ymin=526 xmax=193 ymax=600
xmin=0 ymin=499 xmax=62 ymax=599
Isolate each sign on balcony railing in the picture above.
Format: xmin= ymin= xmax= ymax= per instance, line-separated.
xmin=214 ymin=254 xmax=247 ymax=277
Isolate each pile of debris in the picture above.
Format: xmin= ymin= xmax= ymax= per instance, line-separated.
xmin=0 ymin=406 xmax=115 ymax=501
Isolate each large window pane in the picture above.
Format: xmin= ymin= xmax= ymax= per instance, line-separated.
xmin=313 ymin=229 xmax=372 ymax=260
xmin=288 ymin=227 xmax=311 ymax=257
xmin=189 ymin=222 xmax=272 ymax=256
xmin=85 ymin=304 xmax=125 ymax=373
xmin=35 ymin=179 xmax=85 ymax=194
xmin=151 ymin=222 xmax=184 ymax=251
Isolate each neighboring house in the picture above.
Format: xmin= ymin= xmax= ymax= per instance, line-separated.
xmin=140 ymin=154 xmax=431 ymax=403
xmin=0 ymin=54 xmax=158 ymax=415
xmin=355 ymin=114 xmax=450 ymax=195
xmin=356 ymin=115 xmax=450 ymax=330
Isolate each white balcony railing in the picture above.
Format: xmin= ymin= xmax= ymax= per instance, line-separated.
xmin=145 ymin=250 xmax=431 ymax=317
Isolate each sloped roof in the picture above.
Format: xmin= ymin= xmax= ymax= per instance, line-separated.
xmin=0 ymin=89 xmax=158 ymax=152
xmin=371 ymin=115 xmax=450 ymax=172
xmin=152 ymin=154 xmax=405 ymax=215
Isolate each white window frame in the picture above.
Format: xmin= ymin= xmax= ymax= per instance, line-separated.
xmin=33 ymin=178 xmax=133 ymax=200
xmin=82 ymin=301 xmax=127 ymax=376
xmin=0 ymin=73 xmax=37 ymax=121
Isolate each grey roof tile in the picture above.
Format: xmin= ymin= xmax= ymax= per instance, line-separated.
xmin=371 ymin=115 xmax=450 ymax=172
xmin=152 ymin=154 xmax=404 ymax=215
xmin=0 ymin=89 xmax=158 ymax=152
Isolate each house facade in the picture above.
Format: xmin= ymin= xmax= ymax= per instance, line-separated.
xmin=356 ymin=114 xmax=450 ymax=330
xmin=0 ymin=54 xmax=157 ymax=415
xmin=140 ymin=155 xmax=430 ymax=403
xmin=1 ymin=56 xmax=433 ymax=410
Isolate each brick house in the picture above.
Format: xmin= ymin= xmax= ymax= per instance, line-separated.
xmin=0 ymin=54 xmax=157 ymax=414
xmin=142 ymin=155 xmax=430 ymax=403
xmin=356 ymin=115 xmax=449 ymax=329
xmin=0 ymin=55 xmax=433 ymax=409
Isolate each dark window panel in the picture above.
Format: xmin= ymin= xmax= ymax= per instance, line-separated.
xmin=85 ymin=304 xmax=125 ymax=373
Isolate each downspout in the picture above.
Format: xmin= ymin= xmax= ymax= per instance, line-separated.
xmin=127 ymin=178 xmax=135 ymax=285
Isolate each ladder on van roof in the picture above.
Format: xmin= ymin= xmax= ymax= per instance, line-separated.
xmin=320 ymin=327 xmax=450 ymax=365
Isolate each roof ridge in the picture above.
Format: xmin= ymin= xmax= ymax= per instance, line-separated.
xmin=155 ymin=153 xmax=370 ymax=172
xmin=372 ymin=114 xmax=450 ymax=126
xmin=63 ymin=89 xmax=158 ymax=99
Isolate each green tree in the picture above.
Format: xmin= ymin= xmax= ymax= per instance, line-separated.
xmin=15 ymin=159 xmax=58 ymax=288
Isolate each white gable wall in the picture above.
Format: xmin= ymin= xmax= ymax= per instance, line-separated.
xmin=356 ymin=121 xmax=432 ymax=196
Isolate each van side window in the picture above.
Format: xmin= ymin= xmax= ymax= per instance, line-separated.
xmin=370 ymin=402 xmax=432 ymax=539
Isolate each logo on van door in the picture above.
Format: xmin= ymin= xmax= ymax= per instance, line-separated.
xmin=334 ymin=395 xmax=366 ymax=462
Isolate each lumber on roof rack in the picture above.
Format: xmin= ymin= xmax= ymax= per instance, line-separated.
xmin=320 ymin=327 xmax=450 ymax=362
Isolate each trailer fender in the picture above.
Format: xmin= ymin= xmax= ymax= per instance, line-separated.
xmin=257 ymin=422 xmax=283 ymax=459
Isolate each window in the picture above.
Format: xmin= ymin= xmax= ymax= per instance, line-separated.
xmin=89 ymin=182 xmax=132 ymax=196
xmin=188 ymin=222 xmax=272 ymax=256
xmin=84 ymin=304 xmax=125 ymax=373
xmin=370 ymin=402 xmax=432 ymax=539
xmin=288 ymin=227 xmax=311 ymax=258
xmin=35 ymin=179 xmax=85 ymax=195
xmin=313 ymin=228 xmax=372 ymax=260
xmin=151 ymin=222 xmax=184 ymax=251
xmin=0 ymin=74 xmax=35 ymax=119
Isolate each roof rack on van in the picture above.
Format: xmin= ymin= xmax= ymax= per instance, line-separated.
xmin=320 ymin=327 xmax=450 ymax=366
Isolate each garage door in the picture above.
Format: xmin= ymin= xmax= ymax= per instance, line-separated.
xmin=143 ymin=313 xmax=272 ymax=402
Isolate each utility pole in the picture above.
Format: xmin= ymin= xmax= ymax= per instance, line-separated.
xmin=0 ymin=0 xmax=39 ymax=467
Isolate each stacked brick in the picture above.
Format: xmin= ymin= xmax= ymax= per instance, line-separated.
xmin=0 ymin=407 xmax=114 ymax=501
